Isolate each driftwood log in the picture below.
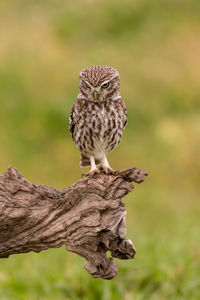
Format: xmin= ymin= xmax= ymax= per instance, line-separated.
xmin=0 ymin=166 xmax=147 ymax=279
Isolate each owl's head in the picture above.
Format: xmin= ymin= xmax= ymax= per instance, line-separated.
xmin=79 ymin=65 xmax=120 ymax=102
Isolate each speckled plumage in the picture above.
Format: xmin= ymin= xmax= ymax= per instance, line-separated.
xmin=69 ymin=65 xmax=127 ymax=175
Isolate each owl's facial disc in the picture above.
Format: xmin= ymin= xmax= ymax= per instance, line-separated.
xmin=92 ymin=81 xmax=110 ymax=101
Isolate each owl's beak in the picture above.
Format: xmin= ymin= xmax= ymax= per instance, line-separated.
xmin=93 ymin=91 xmax=98 ymax=101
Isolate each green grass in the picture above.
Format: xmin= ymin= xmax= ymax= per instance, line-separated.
xmin=0 ymin=0 xmax=200 ymax=299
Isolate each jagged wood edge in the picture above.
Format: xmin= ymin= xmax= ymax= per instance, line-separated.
xmin=0 ymin=166 xmax=148 ymax=279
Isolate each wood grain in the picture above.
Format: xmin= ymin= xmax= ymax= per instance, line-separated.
xmin=0 ymin=166 xmax=148 ymax=279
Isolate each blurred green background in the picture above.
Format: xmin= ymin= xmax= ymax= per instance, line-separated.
xmin=0 ymin=0 xmax=200 ymax=299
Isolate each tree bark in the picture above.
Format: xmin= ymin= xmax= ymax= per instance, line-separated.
xmin=0 ymin=166 xmax=147 ymax=279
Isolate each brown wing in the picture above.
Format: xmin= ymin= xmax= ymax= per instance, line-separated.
xmin=118 ymin=97 xmax=128 ymax=129
xmin=69 ymin=98 xmax=85 ymax=138
xmin=69 ymin=102 xmax=75 ymax=138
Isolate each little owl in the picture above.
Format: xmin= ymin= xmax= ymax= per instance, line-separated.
xmin=69 ymin=65 xmax=127 ymax=176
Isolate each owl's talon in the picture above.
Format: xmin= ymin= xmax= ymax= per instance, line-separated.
xmin=84 ymin=169 xmax=101 ymax=177
xmin=102 ymin=167 xmax=115 ymax=175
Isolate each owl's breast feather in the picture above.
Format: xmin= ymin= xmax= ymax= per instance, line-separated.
xmin=73 ymin=98 xmax=126 ymax=158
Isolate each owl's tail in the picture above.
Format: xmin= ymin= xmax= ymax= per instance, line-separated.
xmin=80 ymin=154 xmax=100 ymax=167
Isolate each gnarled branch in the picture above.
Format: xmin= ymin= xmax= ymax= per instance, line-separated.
xmin=0 ymin=166 xmax=148 ymax=279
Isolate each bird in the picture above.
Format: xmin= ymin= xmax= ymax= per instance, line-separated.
xmin=69 ymin=65 xmax=127 ymax=176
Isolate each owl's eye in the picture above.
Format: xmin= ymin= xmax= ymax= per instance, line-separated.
xmin=101 ymin=82 xmax=109 ymax=89
xmin=84 ymin=82 xmax=90 ymax=89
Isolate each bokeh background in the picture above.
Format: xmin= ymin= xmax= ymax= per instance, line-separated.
xmin=0 ymin=0 xmax=200 ymax=299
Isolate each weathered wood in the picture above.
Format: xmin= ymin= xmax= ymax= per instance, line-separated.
xmin=0 ymin=166 xmax=148 ymax=279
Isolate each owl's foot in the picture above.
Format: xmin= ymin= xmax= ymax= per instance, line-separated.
xmin=84 ymin=168 xmax=101 ymax=177
xmin=100 ymin=166 xmax=115 ymax=175
xmin=82 ymin=156 xmax=101 ymax=177
xmin=100 ymin=155 xmax=115 ymax=175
